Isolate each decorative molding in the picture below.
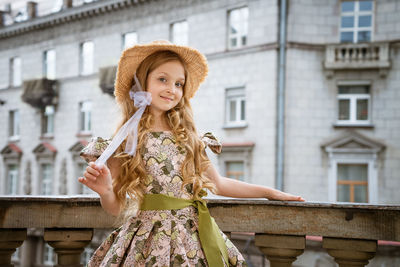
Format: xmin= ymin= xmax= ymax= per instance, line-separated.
xmin=321 ymin=130 xmax=385 ymax=154
xmin=0 ymin=0 xmax=156 ymax=39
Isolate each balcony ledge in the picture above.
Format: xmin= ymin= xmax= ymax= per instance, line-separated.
xmin=1 ymin=196 xmax=399 ymax=242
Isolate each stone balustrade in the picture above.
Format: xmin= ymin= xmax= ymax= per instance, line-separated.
xmin=1 ymin=196 xmax=399 ymax=267
xmin=324 ymin=42 xmax=391 ymax=77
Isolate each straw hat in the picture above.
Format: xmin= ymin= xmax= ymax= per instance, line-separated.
xmin=114 ymin=40 xmax=208 ymax=103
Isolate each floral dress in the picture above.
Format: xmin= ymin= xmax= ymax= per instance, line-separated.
xmin=87 ymin=131 xmax=247 ymax=267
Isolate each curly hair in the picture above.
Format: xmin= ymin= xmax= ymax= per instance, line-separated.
xmin=112 ymin=50 xmax=216 ymax=217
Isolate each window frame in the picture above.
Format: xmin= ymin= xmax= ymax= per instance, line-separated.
xmin=227 ymin=6 xmax=249 ymax=50
xmin=122 ymin=31 xmax=138 ymax=50
xmin=9 ymin=109 xmax=20 ymax=141
xmin=6 ymin=164 xmax=19 ymax=195
xmin=10 ymin=57 xmax=22 ymax=87
xmin=43 ymin=49 xmax=56 ymax=80
xmin=40 ymin=163 xmax=53 ymax=195
xmin=336 ymin=81 xmax=371 ymax=126
xmin=336 ymin=163 xmax=369 ymax=203
xmin=79 ymin=100 xmax=92 ymax=134
xmin=225 ymin=161 xmax=245 ymax=181
xmin=339 ymin=0 xmax=374 ymax=43
xmin=329 ymin=159 xmax=376 ymax=203
xmin=225 ymin=87 xmax=247 ymax=128
xmin=170 ymin=20 xmax=189 ymax=46
xmin=80 ymin=41 xmax=94 ymax=76
xmin=42 ymin=105 xmax=55 ymax=136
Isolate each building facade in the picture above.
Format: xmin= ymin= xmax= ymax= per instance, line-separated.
xmin=0 ymin=0 xmax=399 ymax=266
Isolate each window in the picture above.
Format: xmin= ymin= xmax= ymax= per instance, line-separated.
xmin=10 ymin=57 xmax=22 ymax=87
xmin=226 ymin=161 xmax=244 ymax=181
xmin=9 ymin=110 xmax=20 ymax=140
xmin=43 ymin=49 xmax=56 ymax=79
xmin=337 ymin=85 xmax=370 ymax=125
xmin=340 ymin=1 xmax=373 ymax=43
xmin=6 ymin=164 xmax=18 ymax=195
xmin=225 ymin=87 xmax=246 ymax=127
xmin=322 ymin=131 xmax=382 ymax=204
xmin=171 ymin=21 xmax=188 ymax=46
xmin=228 ymin=7 xmax=248 ymax=49
xmin=43 ymin=243 xmax=56 ymax=265
xmin=41 ymin=163 xmax=53 ymax=195
xmin=218 ymin=143 xmax=254 ymax=184
xmin=80 ymin=41 xmax=94 ymax=75
xmin=80 ymin=101 xmax=92 ymax=133
xmin=122 ymin=32 xmax=138 ymax=50
xmin=42 ymin=105 xmax=55 ymax=136
xmin=337 ymin=164 xmax=368 ymax=203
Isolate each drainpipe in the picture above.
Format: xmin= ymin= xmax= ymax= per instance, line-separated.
xmin=276 ymin=0 xmax=287 ymax=191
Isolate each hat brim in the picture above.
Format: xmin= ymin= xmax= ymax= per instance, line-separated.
xmin=114 ymin=41 xmax=208 ymax=103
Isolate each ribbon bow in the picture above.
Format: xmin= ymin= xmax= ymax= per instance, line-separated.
xmin=95 ymin=75 xmax=152 ymax=166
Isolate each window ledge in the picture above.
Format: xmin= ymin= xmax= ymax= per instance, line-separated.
xmin=76 ymin=132 xmax=92 ymax=137
xmin=8 ymin=136 xmax=20 ymax=142
xmin=333 ymin=123 xmax=374 ymax=129
xmin=40 ymin=134 xmax=54 ymax=140
xmin=223 ymin=123 xmax=248 ymax=130
xmin=0 ymin=85 xmax=22 ymax=91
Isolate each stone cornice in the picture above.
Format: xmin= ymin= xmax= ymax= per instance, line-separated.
xmin=0 ymin=0 xmax=154 ymax=39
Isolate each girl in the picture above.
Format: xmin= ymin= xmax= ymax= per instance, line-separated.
xmin=79 ymin=40 xmax=304 ymax=267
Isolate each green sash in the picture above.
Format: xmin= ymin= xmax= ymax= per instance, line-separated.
xmin=141 ymin=194 xmax=229 ymax=266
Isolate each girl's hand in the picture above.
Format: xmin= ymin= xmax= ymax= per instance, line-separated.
xmin=78 ymin=162 xmax=113 ymax=197
xmin=269 ymin=191 xmax=306 ymax=202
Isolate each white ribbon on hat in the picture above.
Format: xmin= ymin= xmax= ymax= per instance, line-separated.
xmin=95 ymin=74 xmax=152 ymax=166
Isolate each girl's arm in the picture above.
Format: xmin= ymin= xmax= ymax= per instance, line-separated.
xmin=78 ymin=157 xmax=122 ymax=216
xmin=205 ymin=163 xmax=305 ymax=201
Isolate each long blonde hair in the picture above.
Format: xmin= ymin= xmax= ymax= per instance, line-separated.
xmin=113 ymin=50 xmax=216 ymax=213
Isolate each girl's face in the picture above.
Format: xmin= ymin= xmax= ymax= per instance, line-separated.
xmin=146 ymin=60 xmax=185 ymax=116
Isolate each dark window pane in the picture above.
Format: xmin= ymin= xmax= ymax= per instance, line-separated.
xmin=339 ymin=86 xmax=369 ymax=94
xmin=337 ymin=185 xmax=350 ymax=202
xmin=230 ymin=38 xmax=237 ymax=48
xmin=338 ymin=99 xmax=350 ymax=120
xmin=359 ymin=1 xmax=373 ymax=11
xmin=241 ymin=36 xmax=247 ymax=46
xmin=354 ymin=185 xmax=368 ymax=203
xmin=358 ymin=15 xmax=371 ymax=27
xmin=341 ymin=1 xmax=355 ymax=12
xmin=341 ymin=16 xmax=354 ymax=28
xmin=229 ymin=100 xmax=236 ymax=121
xmin=240 ymin=100 xmax=245 ymax=120
xmin=340 ymin=32 xmax=354 ymax=43
xmin=357 ymin=99 xmax=369 ymax=120
xmin=338 ymin=164 xmax=368 ymax=181
xmin=358 ymin=31 xmax=371 ymax=42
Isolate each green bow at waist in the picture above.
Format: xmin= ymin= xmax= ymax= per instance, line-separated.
xmin=141 ymin=194 xmax=229 ymax=267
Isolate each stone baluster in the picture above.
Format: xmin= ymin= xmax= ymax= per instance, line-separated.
xmin=44 ymin=229 xmax=93 ymax=267
xmin=323 ymin=237 xmax=377 ymax=267
xmin=255 ymin=234 xmax=305 ymax=267
xmin=0 ymin=229 xmax=27 ymax=267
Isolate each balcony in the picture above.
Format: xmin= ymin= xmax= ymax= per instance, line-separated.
xmin=324 ymin=42 xmax=391 ymax=77
xmin=1 ymin=196 xmax=399 ymax=267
